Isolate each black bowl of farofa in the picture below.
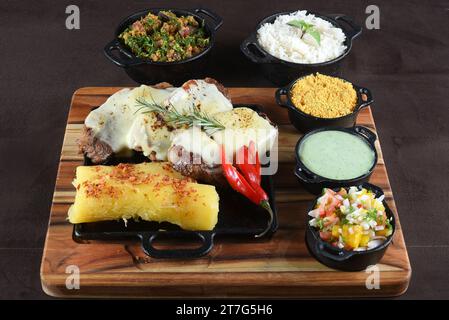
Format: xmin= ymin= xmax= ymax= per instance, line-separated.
xmin=104 ymin=8 xmax=222 ymax=85
xmin=275 ymin=73 xmax=373 ymax=133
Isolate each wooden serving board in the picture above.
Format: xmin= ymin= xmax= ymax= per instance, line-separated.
xmin=40 ymin=87 xmax=411 ymax=298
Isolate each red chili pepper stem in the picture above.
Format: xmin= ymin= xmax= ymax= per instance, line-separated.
xmin=256 ymin=200 xmax=274 ymax=238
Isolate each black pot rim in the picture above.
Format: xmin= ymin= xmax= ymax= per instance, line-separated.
xmin=111 ymin=8 xmax=217 ymax=66
xmin=294 ymin=126 xmax=378 ymax=184
xmin=306 ymin=182 xmax=396 ymax=257
xmin=251 ymin=10 xmax=358 ymax=67
xmin=281 ymin=74 xmax=372 ymax=122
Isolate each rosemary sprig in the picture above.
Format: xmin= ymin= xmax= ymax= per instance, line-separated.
xmin=134 ymin=96 xmax=225 ymax=134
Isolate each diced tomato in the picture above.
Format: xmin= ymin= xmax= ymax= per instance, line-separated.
xmin=324 ymin=214 xmax=339 ymax=227
xmin=319 ymin=231 xmax=332 ymax=241
xmin=326 ymin=196 xmax=342 ymax=214
xmin=318 ymin=189 xmax=343 ymax=217
xmin=319 ymin=208 xmax=326 ymax=217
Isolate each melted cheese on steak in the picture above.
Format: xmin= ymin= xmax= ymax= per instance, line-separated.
xmin=83 ymin=81 xmax=277 ymax=166
xmin=166 ymin=80 xmax=233 ymax=115
xmin=169 ymin=108 xmax=277 ymax=166
xmin=84 ymin=85 xmax=175 ymax=159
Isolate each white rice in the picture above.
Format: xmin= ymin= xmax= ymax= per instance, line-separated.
xmin=257 ymin=10 xmax=347 ymax=64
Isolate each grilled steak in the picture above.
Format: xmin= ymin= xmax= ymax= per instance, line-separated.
xmin=78 ymin=78 xmax=278 ymax=189
xmin=78 ymin=126 xmax=113 ymax=164
xmin=167 ymin=145 xmax=227 ymax=187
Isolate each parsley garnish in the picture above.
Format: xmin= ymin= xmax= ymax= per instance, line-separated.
xmin=287 ymin=19 xmax=321 ymax=45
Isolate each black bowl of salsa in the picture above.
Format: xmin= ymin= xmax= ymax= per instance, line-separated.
xmin=305 ymin=183 xmax=396 ymax=271
xmin=104 ymin=8 xmax=222 ymax=85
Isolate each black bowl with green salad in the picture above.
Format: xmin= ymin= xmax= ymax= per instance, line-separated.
xmin=294 ymin=126 xmax=378 ymax=195
xmin=104 ymin=8 xmax=222 ymax=85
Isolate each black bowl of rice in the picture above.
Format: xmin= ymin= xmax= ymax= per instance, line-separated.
xmin=241 ymin=10 xmax=362 ymax=86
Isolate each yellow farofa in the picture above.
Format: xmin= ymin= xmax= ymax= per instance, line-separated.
xmin=291 ymin=73 xmax=357 ymax=118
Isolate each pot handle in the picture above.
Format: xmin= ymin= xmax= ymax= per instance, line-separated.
xmin=275 ymin=88 xmax=291 ymax=108
xmin=241 ymin=34 xmax=276 ymax=64
xmin=316 ymin=241 xmax=355 ymax=262
xmin=329 ymin=14 xmax=362 ymax=40
xmin=140 ymin=231 xmax=214 ymax=259
xmin=354 ymin=126 xmax=377 ymax=145
xmin=356 ymin=86 xmax=374 ymax=109
xmin=294 ymin=165 xmax=324 ymax=184
xmin=195 ymin=8 xmax=223 ymax=30
xmin=104 ymin=39 xmax=142 ymax=68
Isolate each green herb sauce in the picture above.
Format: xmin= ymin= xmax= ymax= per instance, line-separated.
xmin=298 ymin=130 xmax=375 ymax=180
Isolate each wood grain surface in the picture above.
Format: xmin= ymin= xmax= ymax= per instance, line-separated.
xmin=40 ymin=87 xmax=411 ymax=298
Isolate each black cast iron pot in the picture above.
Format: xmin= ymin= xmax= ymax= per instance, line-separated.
xmin=241 ymin=12 xmax=362 ymax=86
xmin=104 ymin=8 xmax=223 ymax=85
xmin=294 ymin=126 xmax=378 ymax=195
xmin=305 ymin=182 xmax=396 ymax=271
xmin=275 ymin=75 xmax=373 ymax=133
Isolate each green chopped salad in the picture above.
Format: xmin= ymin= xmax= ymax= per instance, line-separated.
xmin=119 ymin=10 xmax=210 ymax=62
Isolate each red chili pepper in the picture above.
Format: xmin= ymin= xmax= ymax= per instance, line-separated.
xmin=221 ymin=144 xmax=273 ymax=238
xmin=249 ymin=140 xmax=261 ymax=177
xmin=236 ymin=145 xmax=261 ymax=187
xmin=221 ymin=146 xmax=261 ymax=204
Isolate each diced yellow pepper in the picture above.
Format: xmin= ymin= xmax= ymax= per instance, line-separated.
xmin=360 ymin=234 xmax=370 ymax=247
xmin=332 ymin=225 xmax=340 ymax=238
xmin=375 ymin=229 xmax=389 ymax=237
xmin=342 ymin=225 xmax=363 ymax=249
xmin=374 ymin=202 xmax=385 ymax=212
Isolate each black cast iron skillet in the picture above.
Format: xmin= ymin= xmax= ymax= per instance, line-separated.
xmin=104 ymin=8 xmax=222 ymax=85
xmin=294 ymin=126 xmax=378 ymax=195
xmin=241 ymin=11 xmax=362 ymax=86
xmin=275 ymin=75 xmax=373 ymax=133
xmin=74 ymin=104 xmax=278 ymax=259
xmin=305 ymin=182 xmax=396 ymax=271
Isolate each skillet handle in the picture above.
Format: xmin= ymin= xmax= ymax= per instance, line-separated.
xmin=104 ymin=39 xmax=142 ymax=68
xmin=354 ymin=126 xmax=377 ymax=145
xmin=316 ymin=241 xmax=355 ymax=262
xmin=195 ymin=8 xmax=223 ymax=30
xmin=328 ymin=14 xmax=362 ymax=40
xmin=356 ymin=86 xmax=374 ymax=109
xmin=275 ymin=88 xmax=291 ymax=108
xmin=241 ymin=34 xmax=276 ymax=64
xmin=294 ymin=165 xmax=323 ymax=184
xmin=140 ymin=231 xmax=214 ymax=259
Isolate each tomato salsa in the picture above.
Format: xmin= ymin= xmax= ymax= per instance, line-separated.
xmin=308 ymin=187 xmax=393 ymax=251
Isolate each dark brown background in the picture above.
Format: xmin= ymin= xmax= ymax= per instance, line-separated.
xmin=0 ymin=0 xmax=448 ymax=299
